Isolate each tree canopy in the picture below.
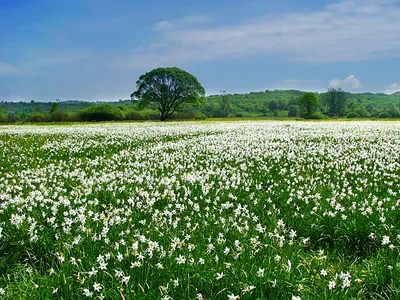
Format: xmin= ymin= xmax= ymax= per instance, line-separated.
xmin=324 ymin=88 xmax=347 ymax=117
xmin=298 ymin=92 xmax=320 ymax=119
xmin=131 ymin=67 xmax=205 ymax=121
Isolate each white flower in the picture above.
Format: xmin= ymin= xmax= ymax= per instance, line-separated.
xmin=228 ymin=294 xmax=239 ymax=300
xmin=156 ymin=263 xmax=164 ymax=269
xmin=216 ymin=272 xmax=225 ymax=280
xmin=342 ymin=277 xmax=351 ymax=288
xmin=57 ymin=254 xmax=65 ymax=263
xmin=99 ymin=261 xmax=107 ymax=270
xmin=122 ymin=276 xmax=130 ymax=285
xmin=328 ymin=280 xmax=336 ymax=290
xmin=88 ymin=267 xmax=98 ymax=277
xmin=130 ymin=261 xmax=141 ymax=268
xmin=175 ymin=255 xmax=186 ymax=265
xmin=173 ymin=278 xmax=179 ymax=287
xmin=114 ymin=269 xmax=123 ymax=278
xmin=382 ymin=236 xmax=390 ymax=245
xmin=242 ymin=285 xmax=256 ymax=293
xmin=82 ymin=288 xmax=93 ymax=297
xmin=93 ymin=282 xmax=102 ymax=292
xmin=271 ymin=279 xmax=277 ymax=287
xmin=256 ymin=268 xmax=265 ymax=277
xmin=320 ymin=269 xmax=327 ymax=276
xmin=286 ymin=260 xmax=292 ymax=272
xmin=117 ymin=253 xmax=124 ymax=262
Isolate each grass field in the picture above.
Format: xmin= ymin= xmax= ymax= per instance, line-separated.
xmin=0 ymin=121 xmax=399 ymax=299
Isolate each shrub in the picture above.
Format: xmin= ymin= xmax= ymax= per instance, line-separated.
xmin=231 ymin=112 xmax=243 ymax=118
xmin=126 ymin=109 xmax=143 ymax=120
xmin=0 ymin=107 xmax=6 ymax=123
xmin=288 ymin=105 xmax=299 ymax=117
xmin=28 ymin=112 xmax=47 ymax=122
xmin=6 ymin=114 xmax=18 ymax=123
xmin=308 ymin=110 xmax=326 ymax=119
xmin=139 ymin=109 xmax=160 ymax=120
xmin=170 ymin=110 xmax=197 ymax=120
xmin=79 ymin=104 xmax=125 ymax=121
xmin=346 ymin=112 xmax=360 ymax=118
xmin=378 ymin=112 xmax=391 ymax=118
xmin=49 ymin=111 xmax=71 ymax=122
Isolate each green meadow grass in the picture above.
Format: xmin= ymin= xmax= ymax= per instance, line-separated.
xmin=0 ymin=121 xmax=399 ymax=299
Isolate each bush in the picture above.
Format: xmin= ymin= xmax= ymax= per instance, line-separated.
xmin=378 ymin=112 xmax=391 ymax=118
xmin=28 ymin=112 xmax=47 ymax=122
xmin=79 ymin=104 xmax=125 ymax=121
xmin=49 ymin=111 xmax=71 ymax=122
xmin=170 ymin=110 xmax=197 ymax=120
xmin=6 ymin=114 xmax=18 ymax=123
xmin=126 ymin=109 xmax=143 ymax=120
xmin=288 ymin=105 xmax=299 ymax=117
xmin=192 ymin=111 xmax=207 ymax=120
xmin=0 ymin=107 xmax=6 ymax=123
xmin=307 ymin=110 xmax=326 ymax=119
xmin=234 ymin=112 xmax=244 ymax=118
xmin=346 ymin=112 xmax=360 ymax=118
xmin=139 ymin=109 xmax=160 ymax=120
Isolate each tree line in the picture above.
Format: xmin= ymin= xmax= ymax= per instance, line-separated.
xmin=1 ymin=67 xmax=400 ymax=122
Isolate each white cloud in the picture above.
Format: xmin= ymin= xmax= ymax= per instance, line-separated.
xmin=155 ymin=21 xmax=174 ymax=31
xmin=0 ymin=62 xmax=28 ymax=77
xmin=117 ymin=0 xmax=400 ymax=69
xmin=385 ymin=83 xmax=400 ymax=94
xmin=329 ymin=75 xmax=362 ymax=90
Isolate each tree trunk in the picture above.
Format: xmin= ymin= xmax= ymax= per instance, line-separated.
xmin=160 ymin=111 xmax=166 ymax=121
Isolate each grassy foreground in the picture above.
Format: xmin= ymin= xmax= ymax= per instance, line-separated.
xmin=0 ymin=121 xmax=399 ymax=299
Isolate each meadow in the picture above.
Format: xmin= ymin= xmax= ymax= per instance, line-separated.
xmin=0 ymin=121 xmax=399 ymax=299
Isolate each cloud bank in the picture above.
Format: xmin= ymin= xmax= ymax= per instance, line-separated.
xmin=118 ymin=0 xmax=400 ymax=69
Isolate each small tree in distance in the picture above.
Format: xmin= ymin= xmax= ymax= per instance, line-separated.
xmin=131 ymin=67 xmax=205 ymax=121
xmin=298 ymin=92 xmax=320 ymax=119
xmin=324 ymin=88 xmax=347 ymax=117
xmin=219 ymin=90 xmax=230 ymax=117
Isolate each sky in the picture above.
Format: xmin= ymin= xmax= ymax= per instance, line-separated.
xmin=1 ymin=0 xmax=400 ymax=101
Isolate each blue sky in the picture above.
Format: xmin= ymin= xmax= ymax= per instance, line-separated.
xmin=1 ymin=0 xmax=400 ymax=101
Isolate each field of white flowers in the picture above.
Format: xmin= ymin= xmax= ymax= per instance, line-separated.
xmin=0 ymin=121 xmax=399 ymax=299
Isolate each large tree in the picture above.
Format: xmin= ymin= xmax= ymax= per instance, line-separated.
xmin=298 ymin=92 xmax=320 ymax=118
xmin=131 ymin=67 xmax=205 ymax=121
